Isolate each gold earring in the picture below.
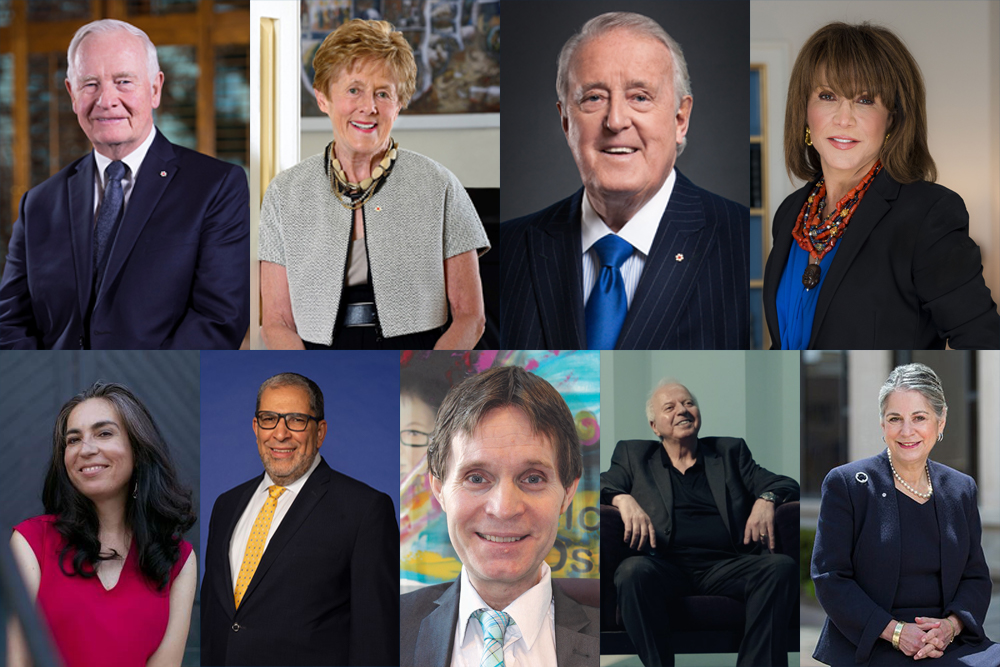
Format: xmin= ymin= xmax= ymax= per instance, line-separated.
xmin=805 ymin=127 xmax=812 ymax=146
xmin=885 ymin=132 xmax=891 ymax=142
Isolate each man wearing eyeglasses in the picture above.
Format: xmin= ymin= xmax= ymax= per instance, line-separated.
xmin=201 ymin=372 xmax=399 ymax=666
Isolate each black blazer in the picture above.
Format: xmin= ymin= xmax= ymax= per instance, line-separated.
xmin=399 ymin=577 xmax=599 ymax=667
xmin=200 ymin=458 xmax=399 ymax=666
xmin=811 ymin=452 xmax=992 ymax=666
xmin=500 ymin=171 xmax=750 ymax=350
xmin=763 ymin=171 xmax=999 ymax=349
xmin=600 ymin=438 xmax=799 ymax=552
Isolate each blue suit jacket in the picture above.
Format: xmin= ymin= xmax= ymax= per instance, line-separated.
xmin=811 ymin=452 xmax=992 ymax=665
xmin=0 ymin=129 xmax=249 ymax=349
xmin=499 ymin=170 xmax=749 ymax=349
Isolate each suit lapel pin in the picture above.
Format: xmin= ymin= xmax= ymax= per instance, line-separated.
xmin=160 ymin=170 xmax=167 ymax=177
xmin=675 ymin=253 xmax=684 ymax=262
xmin=855 ymin=472 xmax=869 ymax=484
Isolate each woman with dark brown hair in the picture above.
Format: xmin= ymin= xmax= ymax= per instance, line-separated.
xmin=762 ymin=22 xmax=999 ymax=349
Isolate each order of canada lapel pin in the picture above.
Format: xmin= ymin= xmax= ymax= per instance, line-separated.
xmin=160 ymin=171 xmax=167 ymax=177
xmin=675 ymin=253 xmax=684 ymax=262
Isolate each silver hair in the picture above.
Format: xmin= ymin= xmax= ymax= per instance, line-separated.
xmin=645 ymin=379 xmax=697 ymax=422
xmin=67 ymin=19 xmax=160 ymax=88
xmin=878 ymin=363 xmax=947 ymax=420
xmin=256 ymin=373 xmax=325 ymax=420
xmin=556 ymin=12 xmax=692 ymax=155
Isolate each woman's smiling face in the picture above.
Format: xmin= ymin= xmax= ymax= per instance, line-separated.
xmin=881 ymin=389 xmax=944 ymax=468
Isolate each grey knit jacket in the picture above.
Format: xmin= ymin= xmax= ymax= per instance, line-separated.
xmin=259 ymin=149 xmax=490 ymax=343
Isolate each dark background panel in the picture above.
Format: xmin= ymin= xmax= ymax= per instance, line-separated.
xmin=198 ymin=350 xmax=400 ymax=587
xmin=501 ymin=0 xmax=751 ymax=220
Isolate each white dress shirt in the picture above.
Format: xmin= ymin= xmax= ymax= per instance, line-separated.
xmin=91 ymin=125 xmax=157 ymax=219
xmin=450 ymin=562 xmax=557 ymax=667
xmin=581 ymin=168 xmax=676 ymax=307
xmin=228 ymin=454 xmax=322 ymax=589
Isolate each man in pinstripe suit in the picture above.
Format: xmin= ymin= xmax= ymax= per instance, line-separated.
xmin=500 ymin=12 xmax=749 ymax=350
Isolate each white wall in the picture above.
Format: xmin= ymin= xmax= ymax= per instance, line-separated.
xmin=301 ymin=126 xmax=500 ymax=188
xmin=600 ymin=351 xmax=801 ymax=481
xmin=751 ymin=0 xmax=1000 ymax=301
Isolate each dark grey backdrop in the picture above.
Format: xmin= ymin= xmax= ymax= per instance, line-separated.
xmin=0 ymin=350 xmax=200 ymax=666
xmin=501 ymin=0 xmax=751 ymax=221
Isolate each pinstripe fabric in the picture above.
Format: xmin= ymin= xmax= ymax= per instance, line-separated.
xmin=500 ymin=170 xmax=750 ymax=349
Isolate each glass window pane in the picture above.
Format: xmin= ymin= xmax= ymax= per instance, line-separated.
xmin=802 ymin=351 xmax=849 ymax=496
xmin=0 ymin=0 xmax=11 ymax=27
xmin=127 ymin=0 xmax=197 ymax=16
xmin=215 ymin=44 xmax=249 ymax=171
xmin=215 ymin=0 xmax=249 ymax=12
xmin=156 ymin=45 xmax=198 ymax=151
xmin=750 ymin=68 xmax=760 ymax=136
xmin=26 ymin=0 xmax=89 ymax=22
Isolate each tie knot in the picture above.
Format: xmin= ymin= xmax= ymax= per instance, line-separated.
xmin=267 ymin=485 xmax=286 ymax=499
xmin=593 ymin=234 xmax=633 ymax=268
xmin=473 ymin=608 xmax=514 ymax=642
xmin=105 ymin=160 xmax=127 ymax=182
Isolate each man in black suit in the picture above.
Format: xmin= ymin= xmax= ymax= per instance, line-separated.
xmin=400 ymin=365 xmax=599 ymax=666
xmin=201 ymin=373 xmax=398 ymax=666
xmin=500 ymin=11 xmax=748 ymax=350
xmin=601 ymin=381 xmax=798 ymax=667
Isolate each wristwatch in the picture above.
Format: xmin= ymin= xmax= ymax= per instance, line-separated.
xmin=758 ymin=491 xmax=778 ymax=504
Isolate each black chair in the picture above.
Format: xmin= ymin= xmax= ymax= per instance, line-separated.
xmin=600 ymin=501 xmax=800 ymax=657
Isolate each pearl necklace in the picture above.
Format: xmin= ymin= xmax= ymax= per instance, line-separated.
xmin=886 ymin=447 xmax=933 ymax=498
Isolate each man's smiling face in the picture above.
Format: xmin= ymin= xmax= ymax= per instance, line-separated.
xmin=650 ymin=383 xmax=701 ymax=443
xmin=253 ymin=385 xmax=326 ymax=486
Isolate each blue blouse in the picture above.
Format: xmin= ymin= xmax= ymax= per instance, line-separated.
xmin=775 ymin=242 xmax=840 ymax=349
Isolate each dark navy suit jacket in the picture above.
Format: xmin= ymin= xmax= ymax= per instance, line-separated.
xmin=811 ymin=451 xmax=992 ymax=665
xmin=201 ymin=458 xmax=399 ymax=666
xmin=0 ymin=129 xmax=249 ymax=349
xmin=763 ymin=171 xmax=999 ymax=349
xmin=399 ymin=576 xmax=599 ymax=667
xmin=500 ymin=171 xmax=749 ymax=349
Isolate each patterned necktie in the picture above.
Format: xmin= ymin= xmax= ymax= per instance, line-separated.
xmin=234 ymin=485 xmax=286 ymax=608
xmin=473 ymin=608 xmax=515 ymax=667
xmin=93 ymin=160 xmax=127 ymax=289
xmin=585 ymin=234 xmax=634 ymax=349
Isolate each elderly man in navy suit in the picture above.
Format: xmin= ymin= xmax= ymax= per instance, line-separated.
xmin=0 ymin=19 xmax=248 ymax=350
xmin=500 ymin=12 xmax=748 ymax=350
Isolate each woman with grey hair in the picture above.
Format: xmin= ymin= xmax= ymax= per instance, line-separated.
xmin=810 ymin=363 xmax=999 ymax=665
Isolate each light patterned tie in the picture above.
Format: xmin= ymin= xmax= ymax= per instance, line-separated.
xmin=234 ymin=485 xmax=286 ymax=608
xmin=473 ymin=608 xmax=515 ymax=667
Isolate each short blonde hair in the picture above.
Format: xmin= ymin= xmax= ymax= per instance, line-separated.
xmin=784 ymin=22 xmax=936 ymax=184
xmin=312 ymin=19 xmax=417 ymax=108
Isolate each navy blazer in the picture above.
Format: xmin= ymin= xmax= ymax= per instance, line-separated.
xmin=811 ymin=452 xmax=992 ymax=666
xmin=600 ymin=438 xmax=799 ymax=552
xmin=399 ymin=576 xmax=599 ymax=667
xmin=763 ymin=171 xmax=999 ymax=349
xmin=201 ymin=458 xmax=400 ymax=666
xmin=500 ymin=171 xmax=749 ymax=349
xmin=0 ymin=129 xmax=249 ymax=349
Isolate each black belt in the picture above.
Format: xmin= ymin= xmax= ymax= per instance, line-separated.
xmin=343 ymin=301 xmax=377 ymax=327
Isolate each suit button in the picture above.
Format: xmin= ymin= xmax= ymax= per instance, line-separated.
xmin=232 ymin=623 xmax=240 ymax=632
xmin=78 ymin=336 xmax=84 ymax=348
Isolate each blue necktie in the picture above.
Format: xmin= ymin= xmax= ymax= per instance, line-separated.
xmin=94 ymin=160 xmax=127 ymax=289
xmin=472 ymin=608 xmax=515 ymax=667
xmin=586 ymin=234 xmax=633 ymax=349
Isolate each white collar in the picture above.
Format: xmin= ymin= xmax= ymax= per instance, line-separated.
xmin=458 ymin=562 xmax=553 ymax=652
xmin=581 ymin=168 xmax=677 ymax=255
xmin=256 ymin=452 xmax=322 ymax=496
xmin=93 ymin=125 xmax=157 ymax=187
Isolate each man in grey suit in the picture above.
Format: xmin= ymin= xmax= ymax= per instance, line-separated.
xmin=400 ymin=365 xmax=599 ymax=666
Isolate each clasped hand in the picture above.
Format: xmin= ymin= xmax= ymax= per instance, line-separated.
xmin=897 ymin=617 xmax=956 ymax=660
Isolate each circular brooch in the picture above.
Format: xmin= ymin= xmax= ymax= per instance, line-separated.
xmin=855 ymin=472 xmax=869 ymax=484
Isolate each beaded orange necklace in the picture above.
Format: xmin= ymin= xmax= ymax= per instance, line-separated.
xmin=792 ymin=160 xmax=882 ymax=289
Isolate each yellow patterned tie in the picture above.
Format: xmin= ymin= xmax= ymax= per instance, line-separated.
xmin=234 ymin=485 xmax=286 ymax=608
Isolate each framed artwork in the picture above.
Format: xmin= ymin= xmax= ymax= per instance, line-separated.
xmin=300 ymin=0 xmax=500 ymax=128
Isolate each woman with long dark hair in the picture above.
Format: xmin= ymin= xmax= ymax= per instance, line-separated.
xmin=7 ymin=382 xmax=197 ymax=667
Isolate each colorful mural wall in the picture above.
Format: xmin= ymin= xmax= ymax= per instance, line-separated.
xmin=400 ymin=350 xmax=600 ymax=589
